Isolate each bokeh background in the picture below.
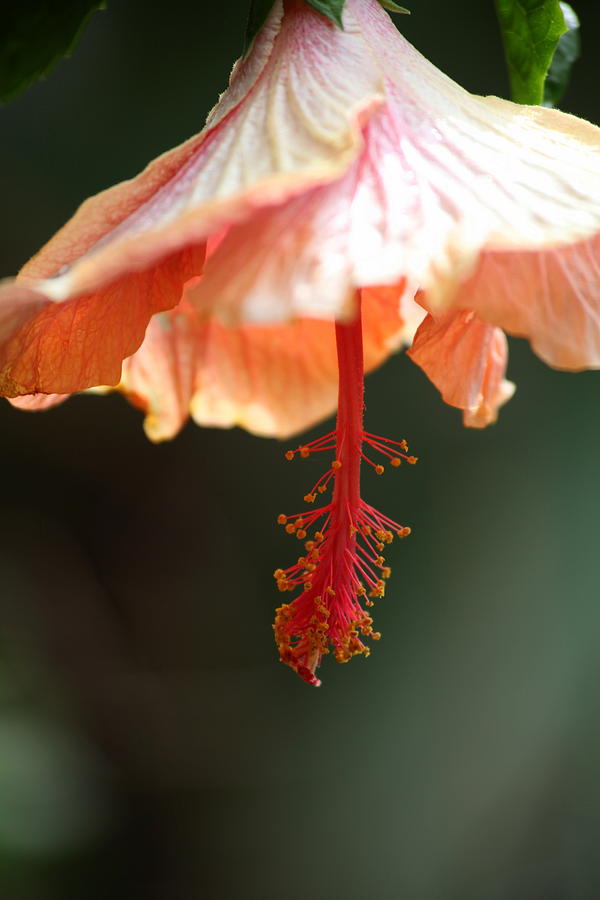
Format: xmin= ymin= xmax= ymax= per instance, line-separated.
xmin=1 ymin=1 xmax=600 ymax=898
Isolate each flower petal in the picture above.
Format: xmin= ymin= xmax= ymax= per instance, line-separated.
xmin=118 ymin=282 xmax=417 ymax=441
xmin=443 ymin=234 xmax=600 ymax=370
xmin=0 ymin=245 xmax=205 ymax=396
xmin=1 ymin=0 xmax=400 ymax=400
xmin=18 ymin=0 xmax=388 ymax=304
xmin=344 ymin=7 xmax=600 ymax=308
xmin=408 ymin=309 xmax=515 ymax=427
xmin=186 ymin=47 xmax=600 ymax=328
xmin=8 ymin=393 xmax=68 ymax=411
xmin=5 ymin=0 xmax=600 ymax=406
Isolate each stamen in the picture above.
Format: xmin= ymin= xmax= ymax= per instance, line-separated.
xmin=273 ymin=294 xmax=416 ymax=686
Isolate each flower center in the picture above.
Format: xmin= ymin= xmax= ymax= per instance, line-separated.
xmin=273 ymin=294 xmax=417 ymax=686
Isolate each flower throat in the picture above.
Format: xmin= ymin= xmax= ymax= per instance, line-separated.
xmin=274 ymin=294 xmax=416 ymax=686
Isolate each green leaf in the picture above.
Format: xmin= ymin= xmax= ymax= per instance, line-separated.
xmin=243 ymin=0 xmax=277 ymax=55
xmin=378 ymin=0 xmax=410 ymax=12
xmin=542 ymin=2 xmax=580 ymax=107
xmin=244 ymin=0 xmax=347 ymax=55
xmin=305 ymin=0 xmax=346 ymax=29
xmin=494 ymin=0 xmax=567 ymax=104
xmin=0 ymin=1 xmax=105 ymax=104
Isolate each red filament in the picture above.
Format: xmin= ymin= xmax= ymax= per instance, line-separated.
xmin=273 ymin=296 xmax=415 ymax=686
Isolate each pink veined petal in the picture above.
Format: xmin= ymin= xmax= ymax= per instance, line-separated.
xmin=16 ymin=0 xmax=388 ymax=303
xmin=117 ymin=281 xmax=416 ymax=442
xmin=343 ymin=9 xmax=600 ymax=308
xmin=186 ymin=0 xmax=600 ymax=332
xmin=15 ymin=0 xmax=600 ymax=326
xmin=184 ymin=119 xmax=438 ymax=325
xmin=18 ymin=2 xmax=280 ymax=282
xmin=185 ymin=71 xmax=600 ymax=333
xmin=408 ymin=309 xmax=515 ymax=427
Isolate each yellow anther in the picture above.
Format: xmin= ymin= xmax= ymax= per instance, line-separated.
xmin=407 ymin=456 xmax=418 ymax=465
xmin=371 ymin=632 xmax=381 ymax=641
xmin=296 ymin=529 xmax=307 ymax=540
xmin=285 ymin=450 xmax=295 ymax=461
xmin=375 ymin=464 xmax=384 ymax=476
xmin=299 ymin=446 xmax=310 ymax=458
xmin=390 ymin=457 xmax=401 ymax=467
xmin=285 ymin=523 xmax=296 ymax=534
xmin=400 ymin=440 xmax=408 ymax=452
xmin=326 ymin=586 xmax=336 ymax=596
xmin=314 ymin=531 xmax=324 ymax=543
xmin=368 ymin=579 xmax=386 ymax=598
xmin=277 ymin=514 xmax=287 ymax=525
xmin=273 ymin=568 xmax=285 ymax=579
xmin=398 ymin=526 xmax=411 ymax=538
xmin=331 ymin=460 xmax=342 ymax=470
xmin=304 ymin=494 xmax=316 ymax=504
xmin=305 ymin=540 xmax=315 ymax=551
xmin=365 ymin=599 xmax=374 ymax=607
xmin=382 ymin=567 xmax=391 ymax=579
xmin=318 ymin=485 xmax=327 ymax=493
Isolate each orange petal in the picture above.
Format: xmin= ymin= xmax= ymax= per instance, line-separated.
xmin=360 ymin=281 xmax=425 ymax=350
xmin=0 ymin=245 xmax=205 ymax=396
xmin=118 ymin=282 xmax=416 ymax=442
xmin=408 ymin=309 xmax=515 ymax=428
xmin=119 ymin=307 xmax=340 ymax=441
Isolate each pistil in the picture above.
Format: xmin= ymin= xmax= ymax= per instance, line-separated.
xmin=273 ymin=294 xmax=416 ymax=686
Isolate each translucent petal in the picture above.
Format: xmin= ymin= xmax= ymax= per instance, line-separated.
xmin=117 ymin=282 xmax=416 ymax=441
xmin=0 ymin=246 xmax=204 ymax=396
xmin=408 ymin=309 xmax=515 ymax=427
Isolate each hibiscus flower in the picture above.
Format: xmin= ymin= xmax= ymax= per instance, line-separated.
xmin=2 ymin=0 xmax=600 ymax=683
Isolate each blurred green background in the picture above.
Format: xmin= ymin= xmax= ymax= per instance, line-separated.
xmin=1 ymin=1 xmax=600 ymax=898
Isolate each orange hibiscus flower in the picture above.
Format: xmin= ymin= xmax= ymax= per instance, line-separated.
xmin=2 ymin=0 xmax=600 ymax=683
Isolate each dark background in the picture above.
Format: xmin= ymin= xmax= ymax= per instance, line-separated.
xmin=1 ymin=1 xmax=600 ymax=898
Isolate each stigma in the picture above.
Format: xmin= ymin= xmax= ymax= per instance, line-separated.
xmin=273 ymin=294 xmax=416 ymax=686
